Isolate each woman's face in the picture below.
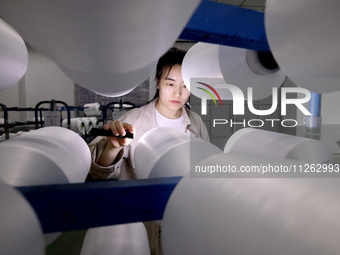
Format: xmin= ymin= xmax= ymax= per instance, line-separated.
xmin=157 ymin=64 xmax=190 ymax=118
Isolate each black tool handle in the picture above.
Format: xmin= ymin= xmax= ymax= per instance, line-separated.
xmin=90 ymin=128 xmax=134 ymax=139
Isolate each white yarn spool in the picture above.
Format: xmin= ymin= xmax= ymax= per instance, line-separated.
xmin=224 ymin=128 xmax=334 ymax=164
xmin=84 ymin=103 xmax=102 ymax=116
xmin=182 ymin=42 xmax=286 ymax=101
xmin=0 ymin=140 xmax=69 ymax=186
xmin=0 ymin=180 xmax=45 ymax=255
xmin=81 ymin=117 xmax=93 ymax=132
xmin=162 ymin=176 xmax=340 ymax=255
xmin=88 ymin=117 xmax=99 ymax=128
xmin=80 ymin=223 xmax=150 ymax=255
xmin=0 ymin=18 xmax=28 ymax=91
xmin=0 ymin=127 xmax=91 ymax=245
xmin=0 ymin=0 xmax=200 ymax=96
xmin=134 ymin=127 xmax=222 ymax=179
xmin=22 ymin=126 xmax=91 ymax=183
xmin=265 ymin=0 xmax=340 ymax=94
xmin=62 ymin=118 xmax=85 ymax=134
xmin=0 ymin=126 xmax=91 ymax=186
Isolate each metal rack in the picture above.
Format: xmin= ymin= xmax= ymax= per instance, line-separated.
xmin=1 ymin=100 xmax=72 ymax=140
xmin=33 ymin=99 xmax=71 ymax=129
xmin=1 ymin=99 xmax=137 ymax=142
xmin=101 ymin=100 xmax=136 ymax=123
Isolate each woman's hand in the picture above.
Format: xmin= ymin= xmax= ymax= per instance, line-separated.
xmin=104 ymin=120 xmax=135 ymax=148
xmin=96 ymin=120 xmax=135 ymax=167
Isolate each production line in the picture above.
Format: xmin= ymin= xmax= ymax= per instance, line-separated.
xmin=1 ymin=0 xmax=340 ymax=255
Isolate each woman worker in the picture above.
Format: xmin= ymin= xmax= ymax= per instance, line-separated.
xmin=88 ymin=47 xmax=210 ymax=255
xmin=89 ymin=47 xmax=209 ymax=180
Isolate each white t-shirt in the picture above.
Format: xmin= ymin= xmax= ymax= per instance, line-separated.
xmin=155 ymin=108 xmax=186 ymax=133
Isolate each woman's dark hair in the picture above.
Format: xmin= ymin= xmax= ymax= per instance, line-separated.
xmin=149 ymin=47 xmax=187 ymax=102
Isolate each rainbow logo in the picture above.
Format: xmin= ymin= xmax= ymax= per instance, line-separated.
xmin=196 ymin=82 xmax=222 ymax=106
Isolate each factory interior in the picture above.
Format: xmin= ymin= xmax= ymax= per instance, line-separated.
xmin=1 ymin=0 xmax=340 ymax=254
